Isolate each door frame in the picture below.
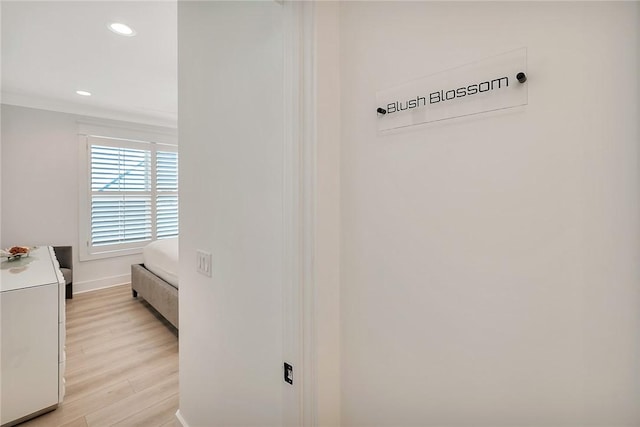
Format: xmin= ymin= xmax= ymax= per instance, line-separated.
xmin=282 ymin=2 xmax=317 ymax=426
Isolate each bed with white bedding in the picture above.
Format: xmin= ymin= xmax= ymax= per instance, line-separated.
xmin=131 ymin=237 xmax=179 ymax=329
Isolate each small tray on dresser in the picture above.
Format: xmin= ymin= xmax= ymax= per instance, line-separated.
xmin=0 ymin=246 xmax=33 ymax=261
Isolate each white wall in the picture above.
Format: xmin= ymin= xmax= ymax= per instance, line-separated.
xmin=337 ymin=2 xmax=640 ymax=426
xmin=177 ymin=2 xmax=285 ymax=426
xmin=1 ymin=104 xmax=148 ymax=292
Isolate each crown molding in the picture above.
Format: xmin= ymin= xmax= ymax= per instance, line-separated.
xmin=1 ymin=91 xmax=177 ymax=129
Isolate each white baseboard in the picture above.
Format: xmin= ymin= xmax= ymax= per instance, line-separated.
xmin=73 ymin=274 xmax=131 ymax=295
xmin=175 ymin=409 xmax=189 ymax=427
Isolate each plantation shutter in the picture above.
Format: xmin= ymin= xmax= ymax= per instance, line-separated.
xmin=91 ymin=144 xmax=152 ymax=246
xmin=156 ymin=150 xmax=179 ymax=239
xmin=87 ymin=136 xmax=178 ymax=253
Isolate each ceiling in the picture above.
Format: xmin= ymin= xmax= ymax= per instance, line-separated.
xmin=1 ymin=1 xmax=177 ymax=127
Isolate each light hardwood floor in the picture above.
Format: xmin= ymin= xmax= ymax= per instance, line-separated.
xmin=20 ymin=284 xmax=178 ymax=427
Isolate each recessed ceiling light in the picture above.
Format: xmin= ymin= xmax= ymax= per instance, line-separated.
xmin=109 ymin=22 xmax=136 ymax=37
xmin=76 ymin=90 xmax=92 ymax=96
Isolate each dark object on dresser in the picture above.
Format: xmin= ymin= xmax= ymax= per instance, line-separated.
xmin=53 ymin=246 xmax=73 ymax=299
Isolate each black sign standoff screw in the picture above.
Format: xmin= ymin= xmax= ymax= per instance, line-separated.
xmin=516 ymin=72 xmax=527 ymax=83
xmin=377 ymin=107 xmax=387 ymax=115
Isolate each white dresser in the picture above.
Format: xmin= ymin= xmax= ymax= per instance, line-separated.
xmin=1 ymin=246 xmax=66 ymax=427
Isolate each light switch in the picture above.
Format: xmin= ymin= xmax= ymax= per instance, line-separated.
xmin=196 ymin=250 xmax=212 ymax=277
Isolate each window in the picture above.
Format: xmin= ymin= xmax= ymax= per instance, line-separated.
xmin=156 ymin=150 xmax=179 ymax=239
xmin=79 ymin=125 xmax=178 ymax=261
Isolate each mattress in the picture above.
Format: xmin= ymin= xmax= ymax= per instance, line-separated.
xmin=143 ymin=237 xmax=179 ymax=288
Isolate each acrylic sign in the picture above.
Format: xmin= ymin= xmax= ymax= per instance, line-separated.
xmin=376 ymin=48 xmax=528 ymax=131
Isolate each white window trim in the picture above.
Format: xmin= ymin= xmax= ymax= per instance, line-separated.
xmin=78 ymin=121 xmax=177 ymax=262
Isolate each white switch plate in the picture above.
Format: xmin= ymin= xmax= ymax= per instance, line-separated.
xmin=196 ymin=250 xmax=212 ymax=277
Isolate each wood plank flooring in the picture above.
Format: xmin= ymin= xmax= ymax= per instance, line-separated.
xmin=20 ymin=284 xmax=178 ymax=427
